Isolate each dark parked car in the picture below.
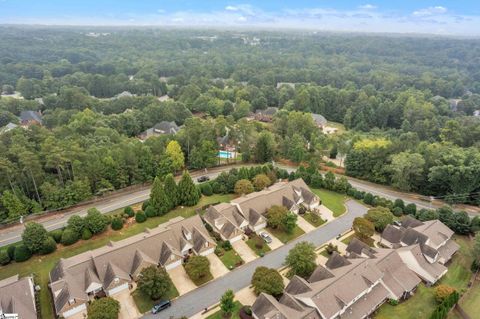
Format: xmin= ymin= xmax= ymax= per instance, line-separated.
xmin=197 ymin=176 xmax=210 ymax=183
xmin=151 ymin=300 xmax=171 ymax=314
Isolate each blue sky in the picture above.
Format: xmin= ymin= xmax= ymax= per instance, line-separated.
xmin=1 ymin=0 xmax=480 ymax=35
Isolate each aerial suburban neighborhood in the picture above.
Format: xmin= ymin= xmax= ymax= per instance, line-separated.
xmin=1 ymin=1 xmax=480 ymax=319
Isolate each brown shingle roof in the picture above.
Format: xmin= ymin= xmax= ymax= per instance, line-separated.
xmin=0 ymin=275 xmax=37 ymax=319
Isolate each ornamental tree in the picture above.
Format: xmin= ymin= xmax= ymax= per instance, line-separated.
xmin=234 ymin=179 xmax=254 ymax=195
xmin=150 ymin=177 xmax=171 ymax=215
xmin=178 ymin=171 xmax=200 ymax=206
xmin=87 ymin=297 xmax=120 ymax=319
xmin=251 ymin=266 xmax=284 ymax=296
xmin=22 ymin=222 xmax=48 ymax=254
xmin=353 ymin=217 xmax=375 ymax=240
xmin=138 ymin=266 xmax=173 ymax=300
xmin=285 ymin=241 xmax=316 ymax=278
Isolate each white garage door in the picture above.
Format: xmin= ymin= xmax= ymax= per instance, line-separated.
xmin=107 ymin=283 xmax=129 ymax=296
xmin=63 ymin=303 xmax=87 ymax=318
xmin=229 ymin=235 xmax=243 ymax=243
xmin=165 ymin=259 xmax=182 ymax=270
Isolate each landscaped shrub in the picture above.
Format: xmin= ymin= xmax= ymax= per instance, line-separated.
xmin=388 ymin=299 xmax=399 ymax=306
xmin=61 ymin=228 xmax=79 ymax=246
xmin=0 ymin=249 xmax=10 ymax=265
xmin=81 ymin=228 xmax=93 ymax=240
xmin=85 ymin=208 xmax=109 ymax=234
xmin=124 ymin=206 xmax=135 ymax=217
xmin=40 ymin=237 xmax=57 ymax=255
xmin=325 ymin=243 xmax=338 ymax=255
xmin=204 ymin=222 xmax=213 ymax=232
xmin=111 ymin=217 xmax=124 ymax=230
xmin=405 ymin=203 xmax=417 ymax=215
xmin=6 ymin=245 xmax=15 ymax=260
xmin=145 ymin=206 xmax=156 ymax=218
xmin=434 ymin=285 xmax=456 ymax=303
xmin=49 ymin=229 xmax=64 ymax=243
xmin=392 ymin=207 xmax=403 ymax=217
xmin=429 ymin=291 xmax=459 ymax=319
xmin=135 ymin=211 xmax=147 ymax=223
xmin=141 ymin=200 xmax=150 ymax=211
xmin=14 ymin=244 xmax=32 ymax=262
xmin=222 ymin=241 xmax=232 ymax=251
xmin=363 ymin=193 xmax=375 ymax=205
xmin=200 ymin=183 xmax=213 ymax=196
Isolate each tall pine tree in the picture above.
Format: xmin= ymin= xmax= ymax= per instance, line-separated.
xmin=178 ymin=171 xmax=200 ymax=206
xmin=149 ymin=177 xmax=171 ymax=216
xmin=164 ymin=174 xmax=178 ymax=209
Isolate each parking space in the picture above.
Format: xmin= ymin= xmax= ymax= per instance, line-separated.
xmin=111 ymin=289 xmax=141 ymax=319
xmin=232 ymin=239 xmax=258 ymax=263
xmin=206 ymin=253 xmax=229 ymax=278
xmin=167 ymin=265 xmax=197 ymax=295
xmin=261 ymin=230 xmax=283 ymax=250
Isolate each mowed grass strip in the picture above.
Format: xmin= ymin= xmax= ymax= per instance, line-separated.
xmin=312 ymin=188 xmax=347 ymax=217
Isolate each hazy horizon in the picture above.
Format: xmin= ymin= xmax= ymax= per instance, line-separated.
xmin=1 ymin=0 xmax=480 ymax=36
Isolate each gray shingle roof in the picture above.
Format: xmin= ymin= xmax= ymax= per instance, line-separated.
xmin=20 ymin=110 xmax=42 ymax=124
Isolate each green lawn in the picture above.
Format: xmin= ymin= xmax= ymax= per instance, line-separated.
xmin=312 ymin=188 xmax=347 ymax=217
xmin=132 ymin=282 xmax=179 ymax=314
xmin=453 ymin=281 xmax=480 ymax=318
xmin=375 ymin=236 xmax=473 ymax=319
xmin=206 ymin=301 xmax=243 ymax=319
xmin=303 ymin=212 xmax=326 ymax=227
xmin=186 ymin=267 xmax=214 ymax=286
xmin=246 ymin=234 xmax=271 ymax=256
xmin=0 ymin=194 xmax=234 ymax=319
xmin=218 ymin=249 xmax=244 ymax=270
xmin=267 ymin=226 xmax=305 ymax=244
xmin=375 ymin=284 xmax=436 ymax=319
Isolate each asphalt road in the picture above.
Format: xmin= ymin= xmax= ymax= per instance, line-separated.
xmin=0 ymin=167 xmax=238 ymax=247
xmin=148 ymin=200 xmax=367 ymax=319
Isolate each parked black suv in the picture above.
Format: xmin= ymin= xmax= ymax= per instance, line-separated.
xmin=151 ymin=300 xmax=171 ymax=314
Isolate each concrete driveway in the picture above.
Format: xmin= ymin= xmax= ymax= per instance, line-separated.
xmin=206 ymin=253 xmax=229 ymax=278
xmin=167 ymin=265 xmax=197 ymax=295
xmin=318 ymin=205 xmax=335 ymax=221
xmin=296 ymin=215 xmax=316 ymax=233
xmin=112 ymin=289 xmax=141 ymax=319
xmin=232 ymin=239 xmax=257 ymax=263
xmin=261 ymin=230 xmax=283 ymax=250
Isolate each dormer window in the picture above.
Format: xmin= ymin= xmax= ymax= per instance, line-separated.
xmin=68 ymin=298 xmax=75 ymax=305
xmin=183 ymin=228 xmax=192 ymax=240
xmin=114 ymin=277 xmax=119 ymax=284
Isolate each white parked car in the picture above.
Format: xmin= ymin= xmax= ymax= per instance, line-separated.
xmin=260 ymin=232 xmax=272 ymax=244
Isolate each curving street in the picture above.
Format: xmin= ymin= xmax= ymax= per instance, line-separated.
xmin=148 ymin=200 xmax=367 ymax=319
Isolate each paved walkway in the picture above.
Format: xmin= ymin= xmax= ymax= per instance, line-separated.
xmin=232 ymin=239 xmax=257 ymax=263
xmin=167 ymin=265 xmax=196 ymax=295
xmin=297 ymin=215 xmax=316 ymax=233
xmin=146 ymin=200 xmax=367 ymax=319
xmin=206 ymin=254 xmax=229 ymax=278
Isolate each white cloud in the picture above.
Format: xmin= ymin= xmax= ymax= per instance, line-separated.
xmin=413 ymin=6 xmax=447 ymax=17
xmin=237 ymin=16 xmax=247 ymax=22
xmin=225 ymin=6 xmax=238 ymax=12
xmin=157 ymin=9 xmax=165 ymax=14
xmin=359 ymin=4 xmax=377 ymax=10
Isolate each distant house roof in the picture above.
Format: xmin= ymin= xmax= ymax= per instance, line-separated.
xmin=114 ymin=91 xmax=135 ymax=99
xmin=140 ymin=121 xmax=180 ymax=140
xmin=20 ymin=110 xmax=42 ymax=125
xmin=311 ymin=113 xmax=327 ymax=126
xmin=0 ymin=122 xmax=18 ymax=134
xmin=255 ymin=107 xmax=278 ymax=116
xmin=0 ymin=275 xmax=37 ymax=319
